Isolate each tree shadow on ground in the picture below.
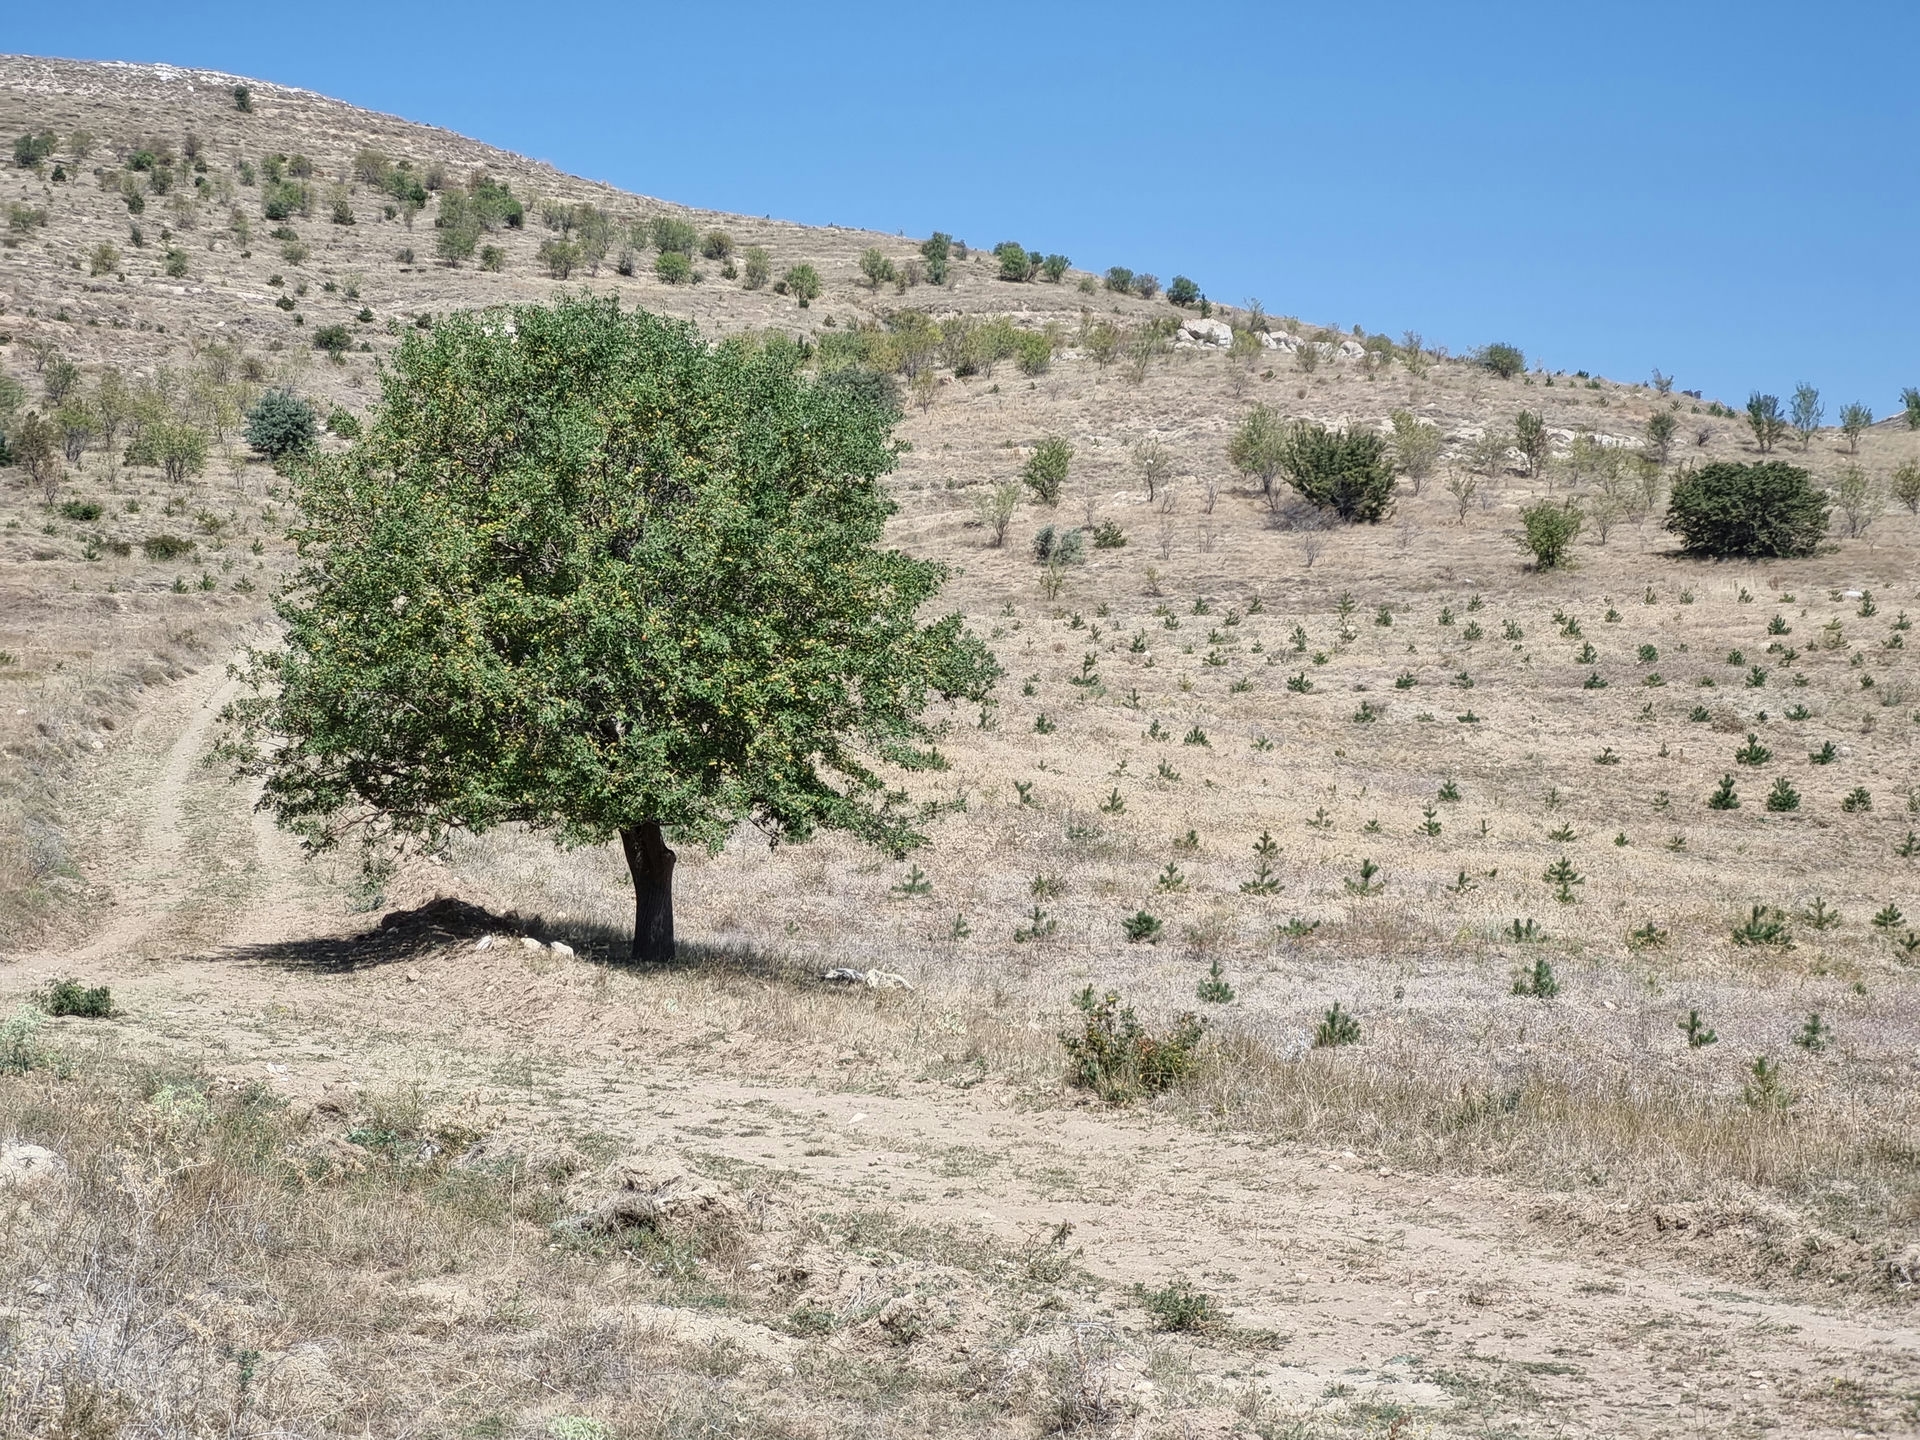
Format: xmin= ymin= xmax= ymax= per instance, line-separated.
xmin=213 ymin=893 xmax=804 ymax=981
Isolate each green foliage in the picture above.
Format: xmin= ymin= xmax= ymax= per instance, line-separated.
xmin=1542 ymin=856 xmax=1583 ymax=903
xmin=1276 ymin=421 xmax=1395 ymax=522
xmin=1193 ymin=957 xmax=1235 ymax=1003
xmin=1679 ymin=1009 xmax=1717 ymax=1047
xmin=1059 ymin=988 xmax=1203 ymax=1102
xmin=701 ymin=230 xmax=734 ymax=261
xmin=1792 ymin=1012 xmax=1831 ymax=1052
xmin=780 ymin=263 xmax=821 ymax=305
xmin=1733 ymin=732 xmax=1772 ymax=766
xmin=243 ymin=388 xmax=316 ymax=460
xmin=919 ymin=232 xmax=951 ymax=285
xmin=1789 ymin=382 xmax=1823 ymax=448
xmin=537 ymin=237 xmax=580 ymax=279
xmin=1765 ymin=777 xmax=1801 ymax=811
xmin=1015 ymin=330 xmax=1053 ymax=376
xmin=858 ymin=247 xmax=895 ymax=289
xmin=993 ymin=240 xmax=1038 ymax=282
xmin=1227 ymin=404 xmax=1287 ymax=494
xmin=141 ymin=533 xmax=195 ymax=561
xmin=1387 ymin=408 xmax=1440 ymax=486
xmin=1477 ymin=342 xmax=1525 ymax=379
xmin=1664 ymin=461 xmax=1828 ymax=557
xmin=1104 ymin=266 xmax=1134 ymax=294
xmin=1513 ymin=409 xmax=1549 ymax=474
xmin=1512 ymin=958 xmax=1560 ymax=999
xmin=1645 ymin=408 xmax=1677 ymax=463
xmin=1743 ymin=1055 xmax=1788 ymax=1108
xmin=225 ymin=298 xmax=995 ymax=957
xmin=1040 ymin=253 xmax=1069 ymax=283
xmin=1516 ymin=500 xmax=1582 ymax=569
xmin=654 ymin=250 xmax=692 ymax=285
xmin=232 ymin=84 xmax=252 ymax=112
xmin=1745 ymin=392 xmax=1789 ymax=453
xmin=41 ymin=978 xmax=111 ymax=1017
xmin=1022 ymin=436 xmax=1073 ymax=505
xmin=1167 ymin=275 xmax=1200 ymax=307
xmin=1707 ymin=773 xmax=1740 ymax=810
xmin=1139 ymin=1277 xmax=1223 ymax=1332
xmin=650 ymin=215 xmax=698 ymax=255
xmin=312 ymin=323 xmax=352 ymax=355
xmin=1731 ymin=905 xmax=1793 ymax=948
xmin=1122 ymin=909 xmax=1161 ymax=943
xmin=13 ymin=130 xmax=55 ymax=168
xmin=326 ymin=406 xmax=362 ymax=440
xmin=1838 ymin=401 xmax=1872 ymax=453
xmin=1313 ymin=1001 xmax=1361 ymax=1048
xmin=1891 ymin=460 xmax=1920 ymax=513
xmin=741 ymin=247 xmax=770 ymax=290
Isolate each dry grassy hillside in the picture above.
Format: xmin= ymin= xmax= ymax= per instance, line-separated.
xmin=1 ymin=54 xmax=1918 ymax=1440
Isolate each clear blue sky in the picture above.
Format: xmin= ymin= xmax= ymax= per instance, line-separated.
xmin=13 ymin=2 xmax=1918 ymax=410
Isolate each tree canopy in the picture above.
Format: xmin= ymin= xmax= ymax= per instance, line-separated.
xmin=225 ymin=294 xmax=997 ymax=959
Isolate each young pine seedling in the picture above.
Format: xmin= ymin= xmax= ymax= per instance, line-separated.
xmin=1792 ymin=1012 xmax=1831 ymax=1053
xmin=1679 ymin=1009 xmax=1717 ymax=1047
xmin=1313 ymin=1002 xmax=1361 ymax=1049
xmin=1512 ymin=958 xmax=1560 ymax=999
xmin=1344 ymin=858 xmax=1383 ymax=896
xmin=1195 ymin=958 xmax=1235 ymax=1004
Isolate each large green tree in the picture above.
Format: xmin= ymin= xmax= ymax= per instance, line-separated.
xmin=225 ymin=296 xmax=997 ymax=961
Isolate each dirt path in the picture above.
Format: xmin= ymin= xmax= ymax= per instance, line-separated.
xmin=5 ymin=658 xmax=1917 ymax=1439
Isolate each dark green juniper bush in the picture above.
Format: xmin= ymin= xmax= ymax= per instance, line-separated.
xmin=223 ymin=297 xmax=995 ymax=962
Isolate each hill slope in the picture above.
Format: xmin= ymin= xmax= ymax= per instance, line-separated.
xmin=1 ymin=56 xmax=1917 ymax=1440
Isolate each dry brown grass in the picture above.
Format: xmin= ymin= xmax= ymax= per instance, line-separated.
xmin=1 ymin=54 xmax=1918 ymax=1437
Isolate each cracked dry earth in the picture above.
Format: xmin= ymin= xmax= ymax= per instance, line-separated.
xmin=6 ymin=653 xmax=1918 ymax=1439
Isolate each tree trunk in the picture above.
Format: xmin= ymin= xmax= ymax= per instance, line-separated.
xmin=620 ymin=822 xmax=676 ymax=963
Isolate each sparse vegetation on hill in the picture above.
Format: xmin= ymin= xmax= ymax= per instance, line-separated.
xmin=2 ymin=56 xmax=1918 ymax=1440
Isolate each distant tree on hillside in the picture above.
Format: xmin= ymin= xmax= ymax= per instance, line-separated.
xmin=1789 ymin=382 xmax=1823 ymax=450
xmin=1838 ymin=402 xmax=1872 ymax=454
xmin=1477 ymin=342 xmax=1525 ymax=379
xmin=1745 ymin=393 xmax=1788 ymax=454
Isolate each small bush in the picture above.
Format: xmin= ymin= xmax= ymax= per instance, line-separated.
xmin=994 ymin=240 xmax=1037 ymax=282
xmin=1477 ymin=342 xmax=1525 ymax=378
xmin=1023 ymin=436 xmax=1073 ymax=505
xmin=781 ymin=263 xmax=821 ymax=306
xmin=1277 ymin=421 xmax=1394 ymax=522
xmin=1665 ymin=461 xmax=1827 ymax=558
xmin=312 ymin=323 xmax=352 ymax=355
xmin=1139 ymin=1277 xmax=1222 ymax=1332
xmin=701 ymin=229 xmax=734 ymax=260
xmin=232 ymin=84 xmax=252 ymax=112
xmin=1104 ymin=266 xmax=1134 ymax=294
xmin=326 ymin=406 xmax=362 ymax=439
xmin=650 ymin=215 xmax=697 ymax=255
xmin=1517 ymin=500 xmax=1582 ymax=569
xmin=858 ymin=247 xmax=894 ymax=288
xmin=244 ymin=388 xmax=316 ymax=460
xmin=1167 ymin=275 xmax=1200 ymax=307
xmin=1122 ymin=910 xmax=1162 ymax=943
xmin=654 ymin=250 xmax=692 ymax=285
xmin=478 ymin=245 xmax=504 ymax=272
xmin=1313 ymin=1001 xmax=1362 ymax=1048
xmin=141 ymin=533 xmax=195 ymax=561
xmin=1059 ymin=988 xmax=1203 ymax=1103
xmin=59 ymin=500 xmax=102 ymax=521
xmin=1512 ymin=958 xmax=1560 ymax=998
xmin=42 ymin=978 xmax=111 ymax=1017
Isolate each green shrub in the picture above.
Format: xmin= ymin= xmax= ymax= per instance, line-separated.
xmin=479 ymin=244 xmax=504 ymax=272
xmin=13 ymin=131 xmax=55 ymax=169
xmin=1139 ymin=1277 xmax=1223 ymax=1331
xmin=162 ymin=247 xmax=189 ymax=278
xmin=326 ymin=406 xmax=362 ymax=439
xmin=1131 ymin=272 xmax=1160 ymax=299
xmin=232 ymin=84 xmax=252 ymax=112
xmin=1040 ymin=253 xmax=1069 ymax=283
xmin=1023 ymin=436 xmax=1073 ymax=505
xmin=1104 ymin=266 xmax=1134 ymax=294
xmin=142 ymin=533 xmax=195 ymax=561
xmin=1664 ymin=461 xmax=1828 ymax=558
xmin=1030 ymin=525 xmax=1083 ymax=564
xmin=1766 ymin=777 xmax=1801 ymax=811
xmin=312 ymin=323 xmax=352 ymax=355
xmin=1059 ymin=987 xmax=1203 ymax=1103
xmin=1195 ymin=958 xmax=1234 ymax=1003
xmin=1512 ymin=957 xmax=1560 ymax=998
xmin=1313 ymin=1001 xmax=1362 ymax=1048
xmin=1477 ymin=342 xmax=1525 ymax=378
xmin=1838 ymin=402 xmax=1872 ymax=454
xmin=243 ymin=388 xmax=316 ymax=460
xmin=741 ymin=246 xmax=770 ymax=290
xmin=59 ymin=499 xmax=102 ymax=521
xmin=1517 ymin=500 xmax=1582 ymax=569
xmin=42 ymin=978 xmax=111 ymax=1017
xmin=1015 ymin=330 xmax=1052 ymax=377
xmin=538 ymin=237 xmax=579 ymax=279
xmin=1277 ymin=421 xmax=1394 ymax=522
xmin=650 ymin=215 xmax=697 ymax=255
xmin=919 ymin=232 xmax=951 ymax=284
xmin=858 ymin=247 xmax=895 ymax=289
xmin=994 ymin=240 xmax=1037 ymax=282
xmin=654 ymin=250 xmax=692 ymax=285
xmin=700 ymin=229 xmax=734 ymax=260
xmin=1122 ymin=909 xmax=1162 ymax=943
xmin=780 ymin=263 xmax=820 ymax=306
xmin=1167 ymin=275 xmax=1200 ymax=307
xmin=1745 ymin=392 xmax=1789 ymax=453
